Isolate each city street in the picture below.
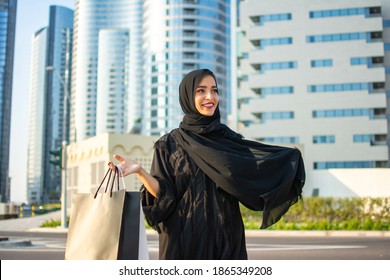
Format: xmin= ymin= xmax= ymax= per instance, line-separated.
xmin=1 ymin=230 xmax=389 ymax=260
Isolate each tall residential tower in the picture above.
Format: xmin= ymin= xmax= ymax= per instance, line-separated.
xmin=238 ymin=0 xmax=388 ymax=196
xmin=26 ymin=27 xmax=48 ymax=204
xmin=142 ymin=0 xmax=232 ymax=135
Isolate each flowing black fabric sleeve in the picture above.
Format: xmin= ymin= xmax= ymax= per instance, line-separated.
xmin=140 ymin=138 xmax=177 ymax=232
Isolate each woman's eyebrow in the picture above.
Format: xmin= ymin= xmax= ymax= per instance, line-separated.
xmin=196 ymin=85 xmax=218 ymax=88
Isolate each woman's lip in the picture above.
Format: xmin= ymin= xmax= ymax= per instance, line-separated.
xmin=202 ymin=102 xmax=214 ymax=107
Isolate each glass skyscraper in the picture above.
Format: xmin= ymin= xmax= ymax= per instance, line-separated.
xmin=27 ymin=27 xmax=48 ymax=204
xmin=71 ymin=0 xmax=143 ymax=141
xmin=96 ymin=29 xmax=129 ymax=135
xmin=142 ymin=0 xmax=232 ymax=136
xmin=0 ymin=0 xmax=16 ymax=203
xmin=72 ymin=0 xmax=232 ymax=139
xmin=43 ymin=6 xmax=74 ymax=203
xmin=26 ymin=6 xmax=73 ymax=204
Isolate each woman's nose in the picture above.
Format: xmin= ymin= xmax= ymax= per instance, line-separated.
xmin=205 ymin=91 xmax=213 ymax=99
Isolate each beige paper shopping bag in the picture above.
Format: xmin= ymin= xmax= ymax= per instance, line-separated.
xmin=65 ymin=168 xmax=149 ymax=260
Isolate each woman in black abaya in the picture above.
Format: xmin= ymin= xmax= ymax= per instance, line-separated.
xmin=109 ymin=69 xmax=305 ymax=260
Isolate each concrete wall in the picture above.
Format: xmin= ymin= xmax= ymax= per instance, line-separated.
xmin=305 ymin=168 xmax=390 ymax=197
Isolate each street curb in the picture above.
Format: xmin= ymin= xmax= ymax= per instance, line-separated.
xmin=25 ymin=228 xmax=390 ymax=237
xmin=244 ymin=230 xmax=390 ymax=237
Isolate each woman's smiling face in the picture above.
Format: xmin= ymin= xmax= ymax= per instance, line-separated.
xmin=194 ymin=75 xmax=219 ymax=116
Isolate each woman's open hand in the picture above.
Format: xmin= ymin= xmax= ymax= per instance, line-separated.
xmin=108 ymin=154 xmax=142 ymax=177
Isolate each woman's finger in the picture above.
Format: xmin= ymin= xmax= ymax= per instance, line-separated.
xmin=107 ymin=161 xmax=116 ymax=170
xmin=113 ymin=154 xmax=125 ymax=162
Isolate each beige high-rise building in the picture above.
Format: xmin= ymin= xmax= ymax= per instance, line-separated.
xmin=238 ymin=0 xmax=389 ymax=197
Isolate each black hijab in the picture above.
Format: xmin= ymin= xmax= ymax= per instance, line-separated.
xmin=171 ymin=69 xmax=305 ymax=229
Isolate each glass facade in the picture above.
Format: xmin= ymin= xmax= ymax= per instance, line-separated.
xmin=27 ymin=28 xmax=48 ymax=204
xmin=0 ymin=0 xmax=16 ymax=203
xmin=96 ymin=29 xmax=129 ymax=135
xmin=142 ymin=0 xmax=231 ymax=135
xmin=44 ymin=6 xmax=73 ymax=203
xmin=72 ymin=0 xmax=143 ymax=141
xmin=27 ymin=6 xmax=74 ymax=204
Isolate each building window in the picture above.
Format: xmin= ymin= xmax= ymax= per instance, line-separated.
xmin=240 ymin=74 xmax=248 ymax=81
xmin=314 ymin=161 xmax=387 ymax=169
xmin=313 ymin=135 xmax=335 ymax=144
xmin=257 ymin=136 xmax=299 ymax=144
xmin=239 ymin=97 xmax=251 ymax=106
xmin=312 ymin=108 xmax=385 ymax=119
xmin=310 ymin=59 xmax=333 ymax=68
xmin=353 ymin=134 xmax=387 ymax=145
xmin=311 ymin=59 xmax=333 ymax=67
xmin=183 ymin=40 xmax=197 ymax=48
xmin=308 ymin=82 xmax=385 ymax=93
xmin=183 ymin=30 xmax=197 ymax=37
xmin=252 ymin=86 xmax=293 ymax=96
xmin=312 ymin=188 xmax=319 ymax=197
xmin=369 ymin=31 xmax=383 ymax=42
xmin=252 ymin=61 xmax=297 ymax=74
xmin=251 ymin=37 xmax=293 ymax=49
xmin=184 ymin=8 xmax=198 ymax=15
xmin=383 ymin=20 xmax=390 ymax=27
xmin=351 ymin=56 xmax=384 ymax=67
xmin=250 ymin=13 xmax=292 ymax=25
xmin=306 ymin=31 xmax=381 ymax=43
xmin=253 ymin=111 xmax=294 ymax=122
xmin=183 ymin=63 xmax=197 ymax=70
xmin=309 ymin=7 xmax=381 ymax=18
xmin=241 ymin=52 xmax=249 ymax=59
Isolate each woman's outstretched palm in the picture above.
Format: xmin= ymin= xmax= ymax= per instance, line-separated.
xmin=108 ymin=154 xmax=141 ymax=177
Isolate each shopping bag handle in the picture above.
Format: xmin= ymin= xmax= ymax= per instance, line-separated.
xmin=94 ymin=167 xmax=120 ymax=199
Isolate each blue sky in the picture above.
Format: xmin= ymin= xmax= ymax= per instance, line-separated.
xmin=10 ymin=0 xmax=75 ymax=203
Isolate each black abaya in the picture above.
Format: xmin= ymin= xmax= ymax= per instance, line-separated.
xmin=141 ymin=133 xmax=248 ymax=260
